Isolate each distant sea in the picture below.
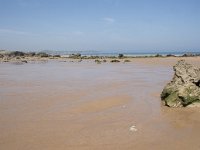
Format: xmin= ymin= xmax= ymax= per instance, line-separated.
xmin=41 ymin=50 xmax=200 ymax=57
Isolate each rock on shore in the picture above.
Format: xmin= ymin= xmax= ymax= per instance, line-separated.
xmin=161 ymin=60 xmax=200 ymax=107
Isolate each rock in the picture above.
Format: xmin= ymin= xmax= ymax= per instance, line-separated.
xmin=53 ymin=55 xmax=61 ymax=57
xmin=110 ymin=59 xmax=120 ymax=63
xmin=166 ymin=54 xmax=176 ymax=57
xmin=0 ymin=54 xmax=4 ymax=58
xmin=161 ymin=60 xmax=200 ymax=107
xmin=69 ymin=53 xmax=81 ymax=59
xmin=7 ymin=51 xmax=25 ymax=57
xmin=16 ymin=56 xmax=21 ymax=59
xmin=182 ymin=53 xmax=194 ymax=57
xmin=26 ymin=52 xmax=36 ymax=57
xmin=124 ymin=60 xmax=131 ymax=62
xmin=2 ymin=57 xmax=9 ymax=62
xmin=81 ymin=56 xmax=88 ymax=59
xmin=36 ymin=52 xmax=49 ymax=57
xmin=195 ymin=53 xmax=200 ymax=56
xmin=21 ymin=60 xmax=28 ymax=63
xmin=87 ymin=56 xmax=100 ymax=59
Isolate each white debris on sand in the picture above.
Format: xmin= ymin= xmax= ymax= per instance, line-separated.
xmin=129 ymin=125 xmax=138 ymax=132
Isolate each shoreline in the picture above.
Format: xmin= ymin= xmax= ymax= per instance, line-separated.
xmin=0 ymin=50 xmax=200 ymax=64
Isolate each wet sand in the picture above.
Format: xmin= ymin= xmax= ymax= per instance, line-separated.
xmin=0 ymin=57 xmax=200 ymax=150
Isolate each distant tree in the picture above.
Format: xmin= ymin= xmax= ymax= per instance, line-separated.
xmin=118 ymin=53 xmax=124 ymax=58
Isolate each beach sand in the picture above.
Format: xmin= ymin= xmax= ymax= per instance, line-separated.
xmin=0 ymin=57 xmax=200 ymax=150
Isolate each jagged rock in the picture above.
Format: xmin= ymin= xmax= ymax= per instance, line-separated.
xmin=161 ymin=60 xmax=200 ymax=107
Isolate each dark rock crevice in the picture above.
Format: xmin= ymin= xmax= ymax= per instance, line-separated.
xmin=194 ymin=80 xmax=200 ymax=87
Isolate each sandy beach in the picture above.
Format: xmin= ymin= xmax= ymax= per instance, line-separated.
xmin=0 ymin=57 xmax=200 ymax=150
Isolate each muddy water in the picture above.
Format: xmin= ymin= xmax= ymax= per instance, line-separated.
xmin=1 ymin=58 xmax=200 ymax=150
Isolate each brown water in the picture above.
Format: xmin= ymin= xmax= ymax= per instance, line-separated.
xmin=1 ymin=58 xmax=200 ymax=150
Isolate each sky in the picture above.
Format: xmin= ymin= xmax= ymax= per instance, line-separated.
xmin=0 ymin=0 xmax=200 ymax=52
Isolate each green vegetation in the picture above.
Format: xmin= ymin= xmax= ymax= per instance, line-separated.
xmin=118 ymin=54 xmax=124 ymax=58
xmin=95 ymin=59 xmax=101 ymax=64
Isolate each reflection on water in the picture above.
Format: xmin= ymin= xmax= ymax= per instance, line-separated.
xmin=0 ymin=60 xmax=200 ymax=150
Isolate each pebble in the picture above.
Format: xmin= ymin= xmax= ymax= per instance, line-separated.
xmin=129 ymin=125 xmax=138 ymax=132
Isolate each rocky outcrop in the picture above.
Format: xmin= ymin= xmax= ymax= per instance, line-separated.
xmin=182 ymin=53 xmax=194 ymax=57
xmin=161 ymin=60 xmax=200 ymax=107
xmin=69 ymin=53 xmax=81 ymax=59
xmin=6 ymin=51 xmax=25 ymax=57
xmin=166 ymin=54 xmax=176 ymax=57
xmin=25 ymin=52 xmax=36 ymax=57
xmin=0 ymin=51 xmax=52 ymax=63
xmin=36 ymin=52 xmax=49 ymax=57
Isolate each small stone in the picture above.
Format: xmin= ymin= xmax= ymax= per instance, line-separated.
xmin=129 ymin=125 xmax=137 ymax=132
xmin=124 ymin=60 xmax=131 ymax=63
xmin=21 ymin=60 xmax=28 ymax=63
xmin=110 ymin=59 xmax=120 ymax=63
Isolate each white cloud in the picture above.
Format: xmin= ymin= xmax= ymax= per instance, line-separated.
xmin=103 ymin=17 xmax=115 ymax=24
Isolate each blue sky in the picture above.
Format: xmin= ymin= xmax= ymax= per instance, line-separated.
xmin=0 ymin=0 xmax=200 ymax=52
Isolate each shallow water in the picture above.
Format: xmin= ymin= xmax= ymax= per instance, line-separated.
xmin=0 ymin=59 xmax=200 ymax=150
